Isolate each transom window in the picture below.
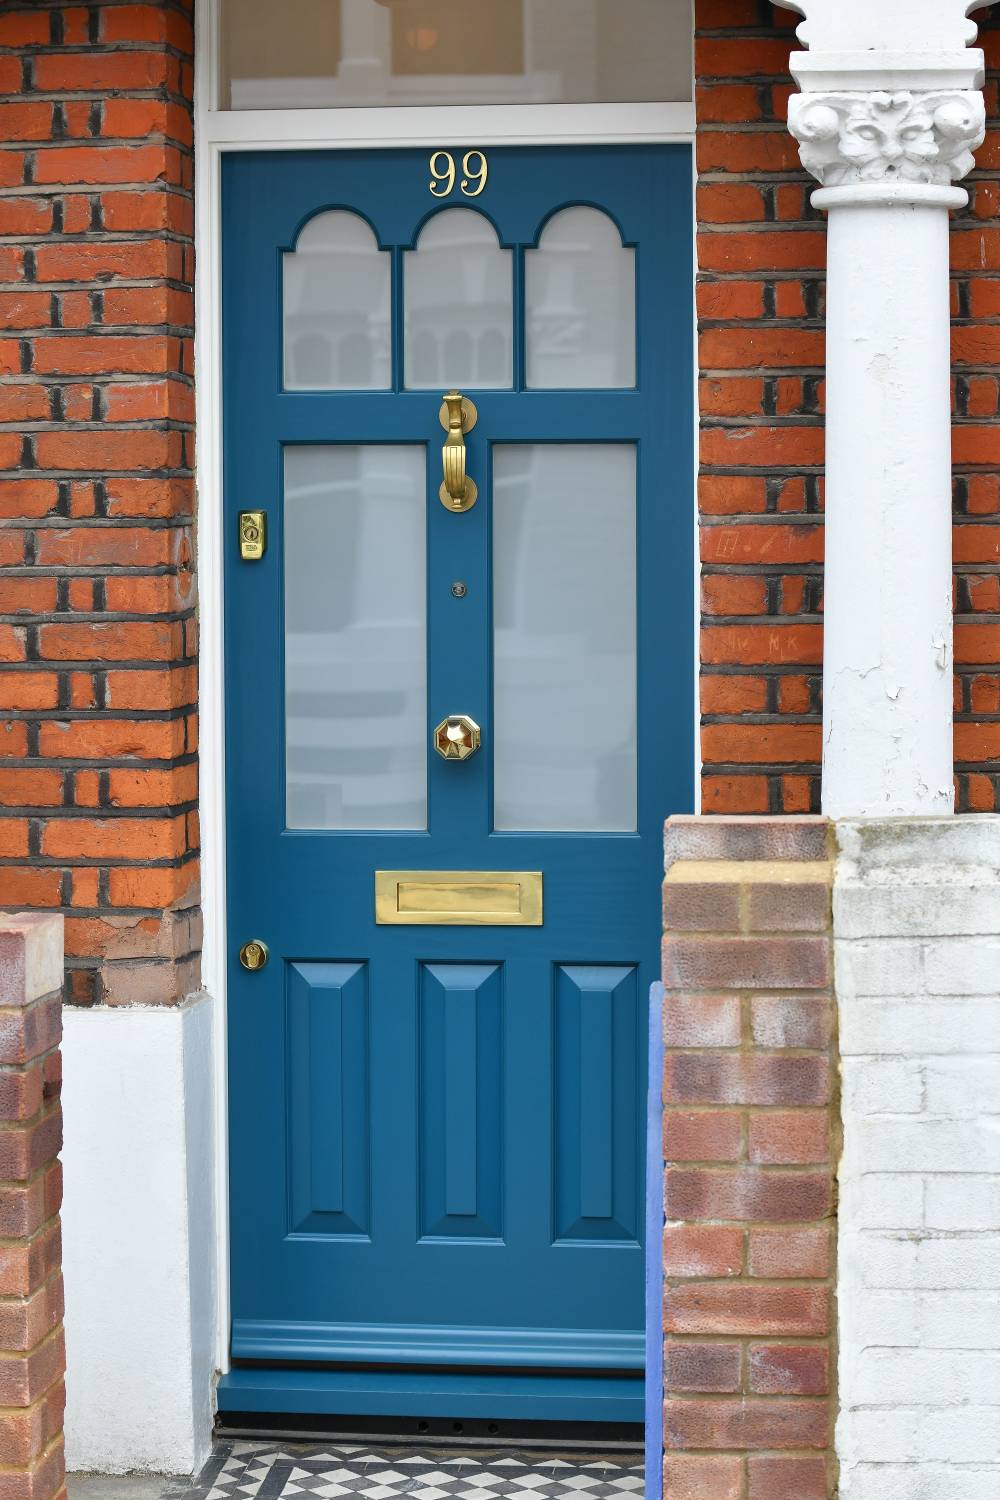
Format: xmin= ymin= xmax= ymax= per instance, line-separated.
xmin=219 ymin=0 xmax=693 ymax=111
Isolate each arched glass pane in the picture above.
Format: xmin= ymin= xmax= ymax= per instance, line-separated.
xmin=404 ymin=209 xmax=513 ymax=389
xmin=525 ymin=207 xmax=635 ymax=389
xmin=283 ymin=210 xmax=391 ymax=390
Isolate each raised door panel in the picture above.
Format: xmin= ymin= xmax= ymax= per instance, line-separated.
xmin=288 ymin=961 xmax=371 ymax=1236
xmin=419 ymin=962 xmax=503 ymax=1240
xmin=554 ymin=964 xmax=640 ymax=1243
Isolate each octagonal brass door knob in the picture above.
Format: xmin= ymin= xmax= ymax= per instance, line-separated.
xmin=434 ymin=714 xmax=481 ymax=762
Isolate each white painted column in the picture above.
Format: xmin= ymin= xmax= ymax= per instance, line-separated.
xmin=777 ymin=1 xmax=987 ymax=817
xmin=816 ymin=180 xmax=962 ymax=817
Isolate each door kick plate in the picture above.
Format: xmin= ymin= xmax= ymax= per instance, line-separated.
xmin=375 ymin=870 xmax=543 ymax=926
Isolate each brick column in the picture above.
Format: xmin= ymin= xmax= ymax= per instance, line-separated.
xmin=0 ymin=913 xmax=65 ymax=1500
xmin=695 ymin=0 xmax=825 ymax=817
xmin=0 ymin=0 xmax=198 ymax=1009
xmin=662 ymin=816 xmax=837 ymax=1500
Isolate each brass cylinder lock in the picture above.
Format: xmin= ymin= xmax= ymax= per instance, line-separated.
xmin=239 ymin=939 xmax=269 ymax=972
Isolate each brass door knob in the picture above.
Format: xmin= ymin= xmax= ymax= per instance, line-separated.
xmin=434 ymin=714 xmax=481 ymax=761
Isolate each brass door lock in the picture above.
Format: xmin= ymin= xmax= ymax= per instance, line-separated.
xmin=239 ymin=511 xmax=267 ymax=561
xmin=239 ymin=939 xmax=269 ymax=971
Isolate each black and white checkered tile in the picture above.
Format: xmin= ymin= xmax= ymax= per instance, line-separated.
xmin=166 ymin=1443 xmax=644 ymax=1500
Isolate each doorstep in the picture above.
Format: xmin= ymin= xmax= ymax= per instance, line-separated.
xmin=156 ymin=1440 xmax=645 ymax=1500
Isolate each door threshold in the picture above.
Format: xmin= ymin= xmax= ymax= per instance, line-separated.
xmin=217 ymin=1367 xmax=644 ymax=1426
xmin=216 ymin=1412 xmax=644 ymax=1454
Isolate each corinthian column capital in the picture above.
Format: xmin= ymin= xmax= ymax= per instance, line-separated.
xmin=787 ymin=88 xmax=986 ymax=189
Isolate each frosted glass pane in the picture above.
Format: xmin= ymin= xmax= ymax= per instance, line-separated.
xmin=284 ymin=211 xmax=391 ymax=390
xmin=493 ymin=445 xmax=636 ymax=832
xmin=526 ymin=208 xmax=635 ymax=389
xmin=404 ymin=209 xmax=512 ymax=389
xmin=221 ymin=0 xmax=693 ymax=110
xmin=285 ymin=446 xmax=426 ymax=829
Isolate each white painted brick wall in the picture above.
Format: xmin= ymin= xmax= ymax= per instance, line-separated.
xmin=834 ymin=818 xmax=1000 ymax=1500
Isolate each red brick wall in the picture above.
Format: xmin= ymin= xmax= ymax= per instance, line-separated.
xmin=662 ymin=817 xmax=837 ymax=1500
xmin=0 ymin=1 xmax=198 ymax=1005
xmin=697 ymin=0 xmax=1000 ymax=815
xmin=955 ymin=7 xmax=1000 ymax=810
xmin=0 ymin=914 xmax=67 ymax=1500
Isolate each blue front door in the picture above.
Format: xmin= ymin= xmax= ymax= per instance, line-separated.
xmin=221 ymin=146 xmax=692 ymax=1423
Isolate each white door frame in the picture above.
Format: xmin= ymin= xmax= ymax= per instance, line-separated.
xmin=193 ymin=0 xmax=698 ymax=1377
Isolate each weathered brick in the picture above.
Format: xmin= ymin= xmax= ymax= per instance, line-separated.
xmin=748 ymin=1111 xmax=830 ymax=1165
xmin=664 ymin=1055 xmax=830 ymax=1108
xmin=748 ymin=1344 xmax=829 ymax=1396
xmin=664 ymin=1109 xmax=743 ymax=1163
xmin=747 ymin=1455 xmax=831 ymax=1500
xmin=662 ymin=1455 xmax=743 ymax=1500
xmin=750 ymin=996 xmax=833 ymax=1050
xmin=663 ymin=993 xmax=742 ymax=1048
xmin=665 ymin=1396 xmax=830 ymax=1451
xmin=664 ymin=1224 xmax=743 ymax=1278
xmin=663 ymin=935 xmax=830 ymax=991
xmin=666 ymin=1341 xmax=742 ymax=1393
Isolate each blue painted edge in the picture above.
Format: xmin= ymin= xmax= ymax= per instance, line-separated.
xmin=644 ymin=982 xmax=664 ymax=1500
xmin=217 ymin=1368 xmax=644 ymax=1422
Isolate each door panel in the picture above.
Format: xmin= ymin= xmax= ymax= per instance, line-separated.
xmin=287 ymin=961 xmax=371 ymax=1236
xmin=223 ymin=145 xmax=692 ymax=1420
xmin=419 ymin=962 xmax=503 ymax=1239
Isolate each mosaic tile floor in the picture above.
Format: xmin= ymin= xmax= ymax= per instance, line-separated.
xmin=166 ymin=1442 xmax=645 ymax=1500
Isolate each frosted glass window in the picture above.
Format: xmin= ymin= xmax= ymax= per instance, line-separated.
xmin=284 ymin=211 xmax=391 ymax=390
xmin=285 ymin=446 xmax=426 ymax=829
xmin=526 ymin=208 xmax=635 ymax=389
xmin=220 ymin=0 xmax=694 ymax=111
xmin=493 ymin=445 xmax=636 ymax=832
xmin=404 ymin=209 xmax=513 ymax=389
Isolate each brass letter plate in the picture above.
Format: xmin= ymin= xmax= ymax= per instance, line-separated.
xmin=375 ymin=870 xmax=542 ymax=926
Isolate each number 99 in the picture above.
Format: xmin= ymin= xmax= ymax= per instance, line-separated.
xmin=460 ymin=151 xmax=488 ymax=197
xmin=428 ymin=150 xmax=489 ymax=199
xmin=429 ymin=151 xmax=456 ymax=198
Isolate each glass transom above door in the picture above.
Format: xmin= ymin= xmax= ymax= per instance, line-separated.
xmin=282 ymin=202 xmax=637 ymax=391
xmin=220 ymin=0 xmax=694 ymax=111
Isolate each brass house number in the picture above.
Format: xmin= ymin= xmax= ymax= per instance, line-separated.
xmin=429 ymin=150 xmax=488 ymax=198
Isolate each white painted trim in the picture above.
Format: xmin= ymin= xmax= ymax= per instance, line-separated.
xmin=194 ymin=0 xmax=230 ymax=1380
xmin=194 ymin=0 xmax=700 ymax=1384
xmin=201 ymin=101 xmax=696 ymax=149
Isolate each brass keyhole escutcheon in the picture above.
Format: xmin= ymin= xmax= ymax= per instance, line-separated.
xmin=239 ymin=510 xmax=267 ymax=561
xmin=434 ymin=714 xmax=481 ymax=762
xmin=239 ymin=939 xmax=269 ymax=972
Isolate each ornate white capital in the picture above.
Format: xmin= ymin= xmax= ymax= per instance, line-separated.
xmin=788 ymin=89 xmax=986 ymax=188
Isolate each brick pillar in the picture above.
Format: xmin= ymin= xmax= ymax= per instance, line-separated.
xmin=0 ymin=0 xmax=198 ymax=1009
xmin=695 ymin=0 xmax=825 ymax=817
xmin=661 ymin=816 xmax=837 ymax=1500
xmin=0 ymin=913 xmax=65 ymax=1500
